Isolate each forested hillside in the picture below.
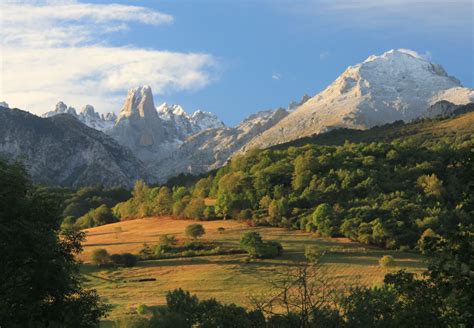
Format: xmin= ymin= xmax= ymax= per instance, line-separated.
xmin=114 ymin=113 xmax=474 ymax=250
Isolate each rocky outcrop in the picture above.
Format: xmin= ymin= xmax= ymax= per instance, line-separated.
xmin=42 ymin=102 xmax=116 ymax=132
xmin=151 ymin=108 xmax=289 ymax=179
xmin=0 ymin=107 xmax=150 ymax=188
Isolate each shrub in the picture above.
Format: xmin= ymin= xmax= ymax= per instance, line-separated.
xmin=379 ymin=255 xmax=395 ymax=268
xmin=110 ymin=253 xmax=138 ymax=267
xmin=159 ymin=234 xmax=177 ymax=247
xmin=110 ymin=254 xmax=122 ymax=266
xmin=257 ymin=241 xmax=283 ymax=259
xmin=114 ymin=317 xmax=149 ymax=328
xmin=91 ymin=248 xmax=110 ymax=266
xmin=139 ymin=243 xmax=153 ymax=258
xmin=185 ymin=224 xmax=205 ymax=240
xmin=240 ymin=232 xmax=283 ymax=259
xmin=305 ymin=245 xmax=324 ymax=263
xmin=136 ymin=304 xmax=150 ymax=315
xmin=184 ymin=241 xmax=205 ymax=251
xmin=121 ymin=253 xmax=138 ymax=267
xmin=217 ymin=227 xmax=225 ymax=233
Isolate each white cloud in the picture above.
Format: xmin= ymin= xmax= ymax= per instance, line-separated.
xmin=0 ymin=1 xmax=217 ymax=115
xmin=283 ymin=0 xmax=472 ymax=30
xmin=319 ymin=51 xmax=330 ymax=60
xmin=272 ymin=72 xmax=282 ymax=81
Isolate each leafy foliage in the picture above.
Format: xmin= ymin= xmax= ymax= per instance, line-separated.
xmin=0 ymin=159 xmax=108 ymax=327
xmin=111 ymin=114 xmax=473 ymax=254
xmin=185 ymin=224 xmax=206 ymax=240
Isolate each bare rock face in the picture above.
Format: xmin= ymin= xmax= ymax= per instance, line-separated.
xmin=424 ymin=101 xmax=459 ymax=118
xmin=42 ymin=102 xmax=116 ymax=132
xmin=245 ymin=49 xmax=474 ymax=150
xmin=151 ymin=108 xmax=289 ymax=180
xmin=0 ymin=107 xmax=150 ymax=188
xmin=108 ymin=86 xmax=170 ymax=163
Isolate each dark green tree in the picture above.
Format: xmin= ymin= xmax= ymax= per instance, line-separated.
xmin=0 ymin=160 xmax=108 ymax=327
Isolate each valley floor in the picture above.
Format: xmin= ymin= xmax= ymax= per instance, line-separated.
xmin=80 ymin=217 xmax=425 ymax=320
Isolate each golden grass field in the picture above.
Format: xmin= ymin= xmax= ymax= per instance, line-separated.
xmin=80 ymin=217 xmax=425 ymax=321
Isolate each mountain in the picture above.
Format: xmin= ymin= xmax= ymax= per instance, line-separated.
xmin=42 ymin=102 xmax=116 ymax=132
xmin=245 ymin=49 xmax=474 ymax=150
xmin=0 ymin=106 xmax=149 ymax=188
xmin=156 ymin=103 xmax=225 ymax=139
xmin=152 ymin=108 xmax=289 ymax=179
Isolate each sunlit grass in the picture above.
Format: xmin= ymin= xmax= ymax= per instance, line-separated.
xmin=80 ymin=217 xmax=425 ymax=320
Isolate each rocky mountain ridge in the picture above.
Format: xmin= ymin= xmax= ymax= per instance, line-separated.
xmin=3 ymin=49 xmax=473 ymax=186
xmin=42 ymin=102 xmax=117 ymax=132
xmin=245 ymin=49 xmax=473 ymax=150
xmin=0 ymin=106 xmax=149 ymax=187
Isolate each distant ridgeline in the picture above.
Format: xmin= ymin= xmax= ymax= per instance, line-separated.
xmin=112 ymin=112 xmax=474 ymax=250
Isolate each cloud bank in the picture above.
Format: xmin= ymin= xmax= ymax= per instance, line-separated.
xmin=0 ymin=1 xmax=217 ymax=115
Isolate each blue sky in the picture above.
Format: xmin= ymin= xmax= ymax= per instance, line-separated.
xmin=2 ymin=0 xmax=473 ymax=125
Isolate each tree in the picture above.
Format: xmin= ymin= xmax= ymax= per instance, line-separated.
xmin=417 ymin=174 xmax=444 ymax=197
xmin=75 ymin=204 xmax=118 ymax=229
xmin=250 ymin=265 xmax=343 ymax=327
xmin=379 ymin=255 xmax=395 ymax=268
xmin=312 ymin=203 xmax=336 ymax=236
xmin=183 ymin=198 xmax=205 ymax=219
xmin=240 ymin=232 xmax=282 ymax=258
xmin=185 ymin=224 xmax=205 ymax=240
xmin=240 ymin=231 xmax=263 ymax=257
xmin=91 ymin=248 xmax=110 ymax=266
xmin=159 ymin=234 xmax=177 ymax=247
xmin=110 ymin=253 xmax=138 ymax=267
xmin=305 ymin=245 xmax=325 ymax=264
xmin=155 ymin=186 xmax=173 ymax=215
xmin=0 ymin=160 xmax=108 ymax=327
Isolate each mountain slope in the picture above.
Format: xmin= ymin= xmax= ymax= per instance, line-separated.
xmin=43 ymin=102 xmax=116 ymax=132
xmin=0 ymin=106 xmax=149 ymax=188
xmin=152 ymin=108 xmax=289 ymax=179
xmin=269 ymin=103 xmax=474 ymax=150
xmin=246 ymin=49 xmax=473 ymax=149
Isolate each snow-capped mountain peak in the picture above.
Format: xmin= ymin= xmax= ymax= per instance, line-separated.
xmin=191 ymin=110 xmax=225 ymax=131
xmin=245 ymin=49 xmax=473 ymax=149
xmin=157 ymin=103 xmax=189 ymax=120
xmin=42 ymin=102 xmax=116 ymax=131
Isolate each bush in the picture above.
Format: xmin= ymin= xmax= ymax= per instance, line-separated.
xmin=240 ymin=232 xmax=283 ymax=259
xmin=185 ymin=224 xmax=205 ymax=240
xmin=257 ymin=241 xmax=283 ymax=259
xmin=136 ymin=303 xmax=150 ymax=315
xmin=379 ymin=255 xmax=395 ymax=268
xmin=184 ymin=241 xmax=205 ymax=251
xmin=305 ymin=245 xmax=324 ymax=263
xmin=114 ymin=317 xmax=149 ymax=328
xmin=217 ymin=227 xmax=225 ymax=233
xmin=91 ymin=248 xmax=110 ymax=265
xmin=159 ymin=235 xmax=177 ymax=247
xmin=110 ymin=253 xmax=137 ymax=267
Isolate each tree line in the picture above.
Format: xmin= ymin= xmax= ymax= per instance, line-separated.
xmin=113 ymin=133 xmax=473 ymax=251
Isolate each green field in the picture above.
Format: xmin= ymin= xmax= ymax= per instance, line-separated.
xmin=80 ymin=217 xmax=425 ymax=321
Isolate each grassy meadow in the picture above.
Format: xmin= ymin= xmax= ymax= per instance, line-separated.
xmin=80 ymin=217 xmax=425 ymax=320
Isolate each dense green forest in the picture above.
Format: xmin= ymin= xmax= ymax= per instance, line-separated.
xmin=40 ymin=185 xmax=130 ymax=229
xmin=114 ymin=113 xmax=474 ymax=251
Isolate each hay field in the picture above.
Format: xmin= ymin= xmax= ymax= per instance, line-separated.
xmin=80 ymin=217 xmax=425 ymax=320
